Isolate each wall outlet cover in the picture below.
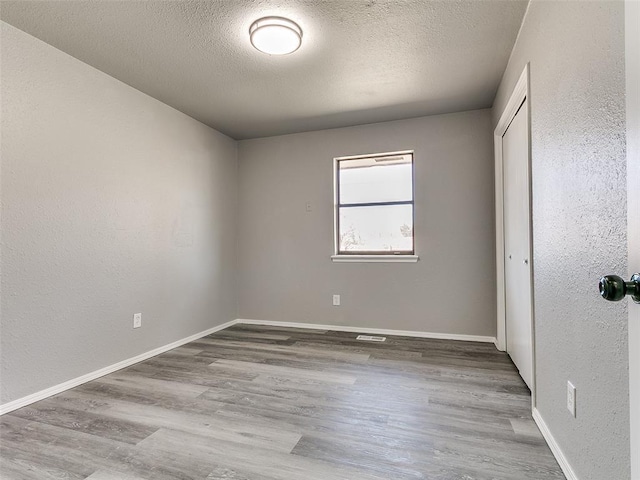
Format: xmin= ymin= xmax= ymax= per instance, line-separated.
xmin=133 ymin=313 xmax=142 ymax=329
xmin=332 ymin=294 xmax=340 ymax=306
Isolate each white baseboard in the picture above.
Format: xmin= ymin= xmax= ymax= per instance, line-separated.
xmin=532 ymin=408 xmax=579 ymax=480
xmin=235 ymin=319 xmax=497 ymax=343
xmin=0 ymin=320 xmax=237 ymax=416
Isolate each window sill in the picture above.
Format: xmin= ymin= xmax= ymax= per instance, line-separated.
xmin=331 ymin=255 xmax=419 ymax=263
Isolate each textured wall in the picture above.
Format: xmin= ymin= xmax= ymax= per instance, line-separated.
xmin=492 ymin=1 xmax=629 ymax=478
xmin=237 ymin=110 xmax=496 ymax=336
xmin=0 ymin=23 xmax=238 ymax=404
xmin=626 ymin=2 xmax=640 ymax=477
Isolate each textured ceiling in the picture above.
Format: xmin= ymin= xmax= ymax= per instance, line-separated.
xmin=0 ymin=1 xmax=528 ymax=139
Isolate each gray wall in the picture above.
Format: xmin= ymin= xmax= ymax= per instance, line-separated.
xmin=0 ymin=23 xmax=238 ymax=405
xmin=492 ymin=1 xmax=629 ymax=478
xmin=237 ymin=110 xmax=496 ymax=336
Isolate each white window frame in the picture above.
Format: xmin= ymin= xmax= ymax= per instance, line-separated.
xmin=331 ymin=150 xmax=419 ymax=263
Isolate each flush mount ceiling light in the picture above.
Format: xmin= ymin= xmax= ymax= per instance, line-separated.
xmin=249 ymin=16 xmax=302 ymax=55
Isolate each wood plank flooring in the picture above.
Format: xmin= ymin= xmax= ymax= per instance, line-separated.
xmin=0 ymin=325 xmax=565 ymax=479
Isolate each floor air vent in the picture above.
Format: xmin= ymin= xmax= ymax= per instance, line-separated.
xmin=356 ymin=335 xmax=386 ymax=342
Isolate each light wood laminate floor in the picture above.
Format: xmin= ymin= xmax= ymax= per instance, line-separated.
xmin=0 ymin=325 xmax=565 ymax=479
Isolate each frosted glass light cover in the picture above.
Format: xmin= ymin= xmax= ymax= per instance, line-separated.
xmin=250 ymin=17 xmax=302 ymax=55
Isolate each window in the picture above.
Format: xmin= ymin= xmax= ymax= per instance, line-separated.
xmin=333 ymin=151 xmax=416 ymax=261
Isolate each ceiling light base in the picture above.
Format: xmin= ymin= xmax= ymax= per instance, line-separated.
xmin=249 ymin=16 xmax=302 ymax=55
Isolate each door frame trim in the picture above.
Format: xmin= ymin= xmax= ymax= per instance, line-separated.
xmin=494 ymin=63 xmax=536 ymax=405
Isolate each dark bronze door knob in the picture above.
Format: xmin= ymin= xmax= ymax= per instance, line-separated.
xmin=599 ymin=273 xmax=640 ymax=303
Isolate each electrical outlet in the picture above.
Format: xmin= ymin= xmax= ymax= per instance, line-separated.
xmin=305 ymin=202 xmax=312 ymax=212
xmin=567 ymin=381 xmax=576 ymax=417
xmin=133 ymin=313 xmax=142 ymax=329
xmin=332 ymin=294 xmax=341 ymax=306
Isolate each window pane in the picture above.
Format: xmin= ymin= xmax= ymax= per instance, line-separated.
xmin=339 ymin=157 xmax=412 ymax=204
xmin=339 ymin=204 xmax=413 ymax=253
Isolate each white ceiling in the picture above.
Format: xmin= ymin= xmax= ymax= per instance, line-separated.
xmin=0 ymin=1 xmax=528 ymax=140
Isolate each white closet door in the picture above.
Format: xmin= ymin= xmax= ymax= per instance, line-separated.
xmin=503 ymin=100 xmax=533 ymax=389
